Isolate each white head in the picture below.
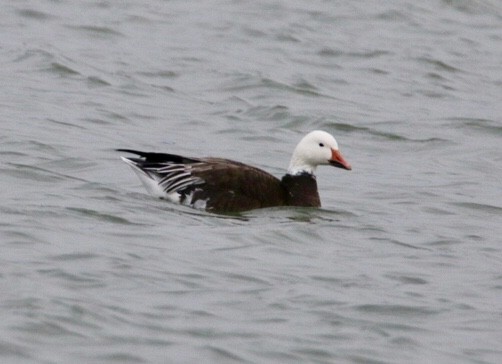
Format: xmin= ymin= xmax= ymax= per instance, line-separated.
xmin=287 ymin=130 xmax=352 ymax=175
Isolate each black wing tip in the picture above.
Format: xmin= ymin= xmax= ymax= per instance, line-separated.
xmin=116 ymin=149 xmax=156 ymax=161
xmin=116 ymin=149 xmax=196 ymax=165
xmin=116 ymin=149 xmax=144 ymax=155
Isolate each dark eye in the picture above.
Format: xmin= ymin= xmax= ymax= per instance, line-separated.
xmin=319 ymin=143 xmax=324 ymax=147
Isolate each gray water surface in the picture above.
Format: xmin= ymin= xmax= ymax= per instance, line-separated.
xmin=1 ymin=1 xmax=502 ymax=363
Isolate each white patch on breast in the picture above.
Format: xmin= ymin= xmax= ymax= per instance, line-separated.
xmin=182 ymin=188 xmax=208 ymax=210
xmin=192 ymin=198 xmax=208 ymax=210
xmin=164 ymin=191 xmax=182 ymax=204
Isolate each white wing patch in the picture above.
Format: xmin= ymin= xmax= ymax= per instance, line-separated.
xmin=121 ymin=157 xmax=207 ymax=208
xmin=148 ymin=164 xmax=205 ymax=194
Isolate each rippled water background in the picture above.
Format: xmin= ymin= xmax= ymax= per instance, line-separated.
xmin=2 ymin=1 xmax=501 ymax=363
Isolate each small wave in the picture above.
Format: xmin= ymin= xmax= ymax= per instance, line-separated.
xmin=416 ymin=57 xmax=462 ymax=73
xmin=355 ymin=304 xmax=441 ymax=317
xmin=65 ymin=207 xmax=135 ymax=225
xmin=67 ymin=25 xmax=125 ymax=38
xmin=445 ymin=117 xmax=502 ymax=136
xmin=451 ymin=202 xmax=502 ymax=215
xmin=17 ymin=9 xmax=54 ymax=21
xmin=48 ymin=62 xmax=80 ymax=77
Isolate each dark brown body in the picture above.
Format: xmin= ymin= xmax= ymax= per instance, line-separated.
xmin=118 ymin=150 xmax=322 ymax=213
xmin=187 ymin=161 xmax=321 ymax=212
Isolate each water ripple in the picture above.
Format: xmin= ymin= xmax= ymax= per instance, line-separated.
xmin=354 ymin=304 xmax=441 ymax=317
xmin=451 ymin=202 xmax=502 ymax=215
xmin=65 ymin=207 xmax=135 ymax=225
xmin=17 ymin=9 xmax=54 ymax=21
xmin=67 ymin=25 xmax=125 ymax=38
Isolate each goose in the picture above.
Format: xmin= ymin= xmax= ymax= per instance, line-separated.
xmin=118 ymin=130 xmax=351 ymax=213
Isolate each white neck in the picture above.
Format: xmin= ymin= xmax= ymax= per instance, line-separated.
xmin=287 ymin=156 xmax=316 ymax=176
